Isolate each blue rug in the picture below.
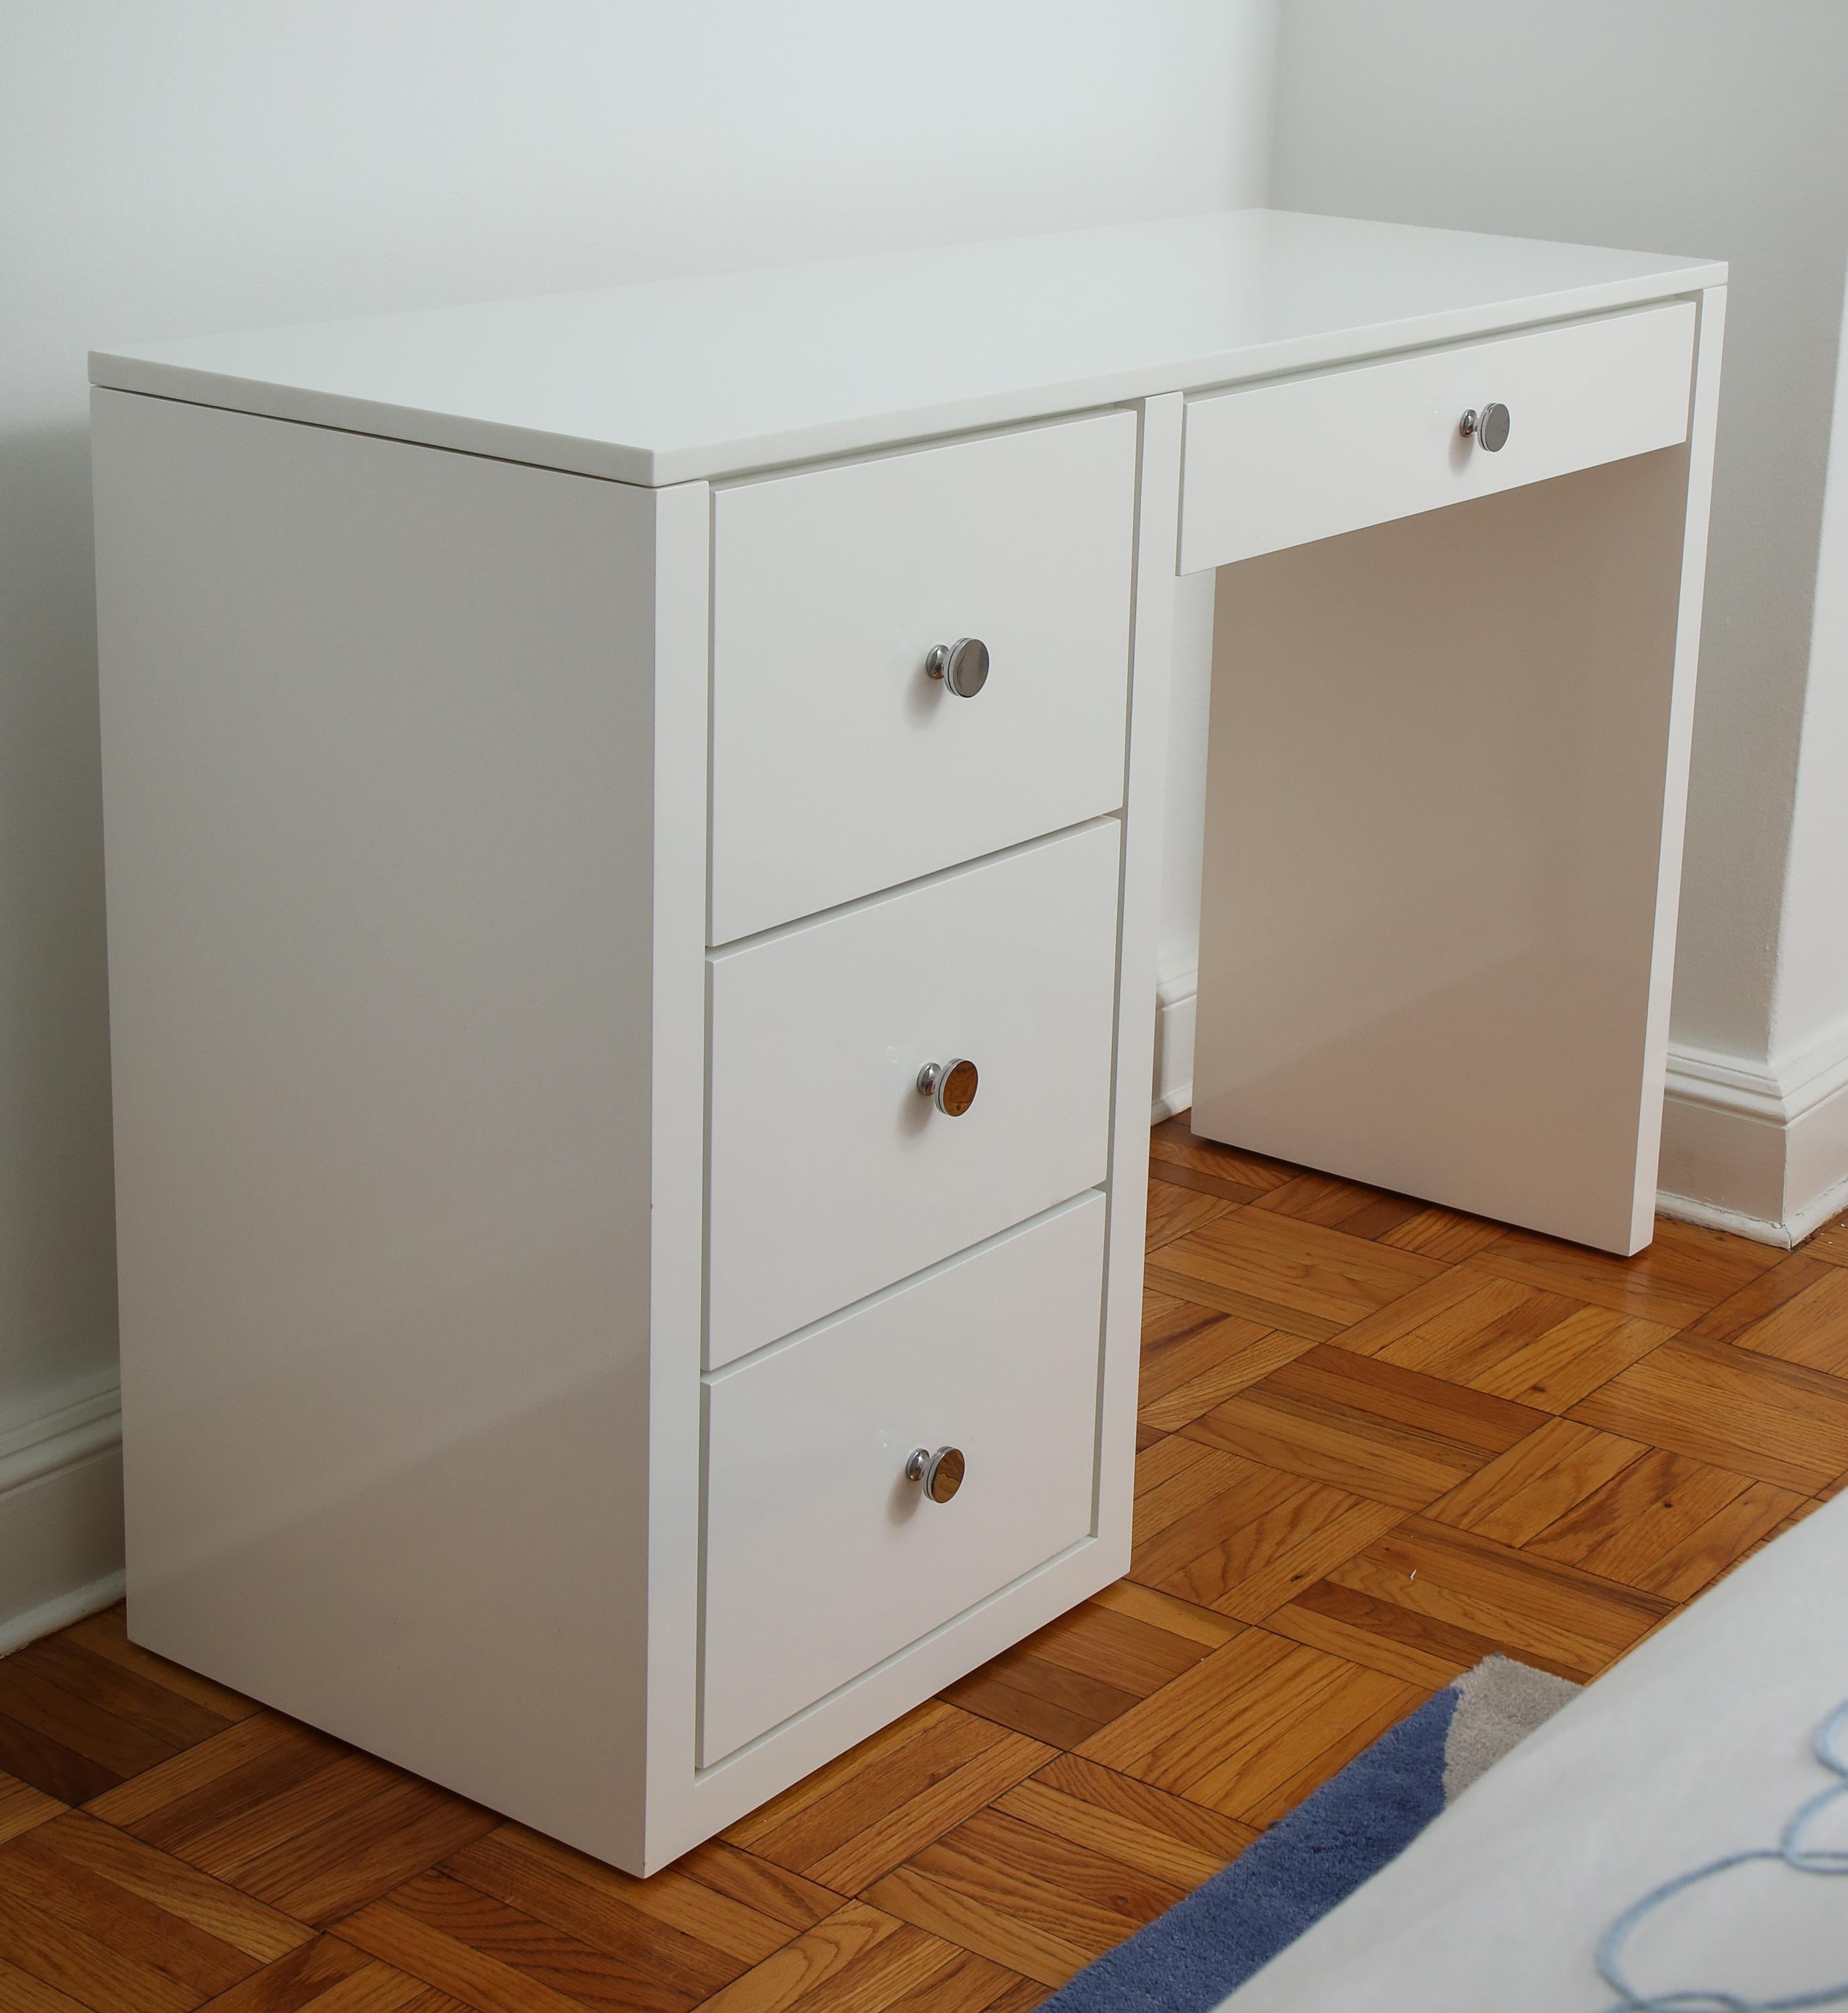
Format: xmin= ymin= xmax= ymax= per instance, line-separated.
xmin=1045 ymin=1655 xmax=1576 ymax=2012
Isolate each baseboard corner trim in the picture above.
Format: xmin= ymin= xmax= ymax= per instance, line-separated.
xmin=1151 ymin=1086 xmax=1191 ymax=1125
xmin=1655 ymin=1189 xmax=1796 ymax=1251
xmin=0 ymin=1569 xmax=126 ymax=1660
xmin=1152 ymin=961 xmax=1198 ymax=1127
xmin=0 ymin=1372 xmax=126 ymax=1657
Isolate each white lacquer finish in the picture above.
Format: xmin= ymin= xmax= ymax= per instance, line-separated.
xmin=1179 ymin=301 xmax=1696 ymax=571
xmin=89 ymin=211 xmax=1723 ymax=486
xmin=707 ymin=823 xmax=1120 ymax=1366
xmin=91 ymin=389 xmax=703 ymax=1871
xmin=701 ymin=1194 xmax=1105 ymax=1765
xmin=710 ymin=416 xmax=1135 ymax=941
xmin=1096 ymin=392 xmax=1185 ymax=1572
xmin=87 ymin=209 xmax=1726 ymax=1875
xmin=1191 ymin=290 xmax=1726 ymax=1254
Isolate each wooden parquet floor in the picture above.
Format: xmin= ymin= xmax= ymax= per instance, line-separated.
xmin=4 ymin=1116 xmax=1847 ymax=2012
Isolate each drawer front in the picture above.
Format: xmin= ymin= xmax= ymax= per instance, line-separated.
xmin=1179 ymin=301 xmax=1696 ymax=572
xmin=701 ymin=1192 xmax=1105 ymax=1765
xmin=707 ymin=819 xmax=1119 ymax=1367
xmin=709 ymin=412 xmax=1137 ymax=944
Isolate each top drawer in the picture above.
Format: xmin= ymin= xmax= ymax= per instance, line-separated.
xmin=709 ymin=413 xmax=1137 ymax=944
xmin=1178 ymin=301 xmax=1697 ymax=573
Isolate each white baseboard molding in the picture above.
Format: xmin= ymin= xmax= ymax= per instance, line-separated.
xmin=0 ymin=1570 xmax=127 ymax=1661
xmin=1151 ymin=962 xmax=1196 ymax=1123
xmin=1655 ymin=1173 xmax=1848 ymax=1251
xmin=0 ymin=1369 xmax=125 ymax=1656
xmin=1659 ymin=1017 xmax=1848 ymax=1247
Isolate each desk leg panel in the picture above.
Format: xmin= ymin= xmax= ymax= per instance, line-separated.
xmin=1192 ymin=358 xmax=1720 ymax=1255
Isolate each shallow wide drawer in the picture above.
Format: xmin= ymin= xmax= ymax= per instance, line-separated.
xmin=707 ymin=819 xmax=1119 ymax=1367
xmin=701 ymin=1192 xmax=1105 ymax=1765
xmin=709 ymin=411 xmax=1136 ymax=944
xmin=1178 ymin=300 xmax=1697 ymax=572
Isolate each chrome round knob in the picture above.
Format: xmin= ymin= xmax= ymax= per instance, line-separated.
xmin=916 ymin=1058 xmax=978 ymax=1116
xmin=906 ymin=1445 xmax=966 ymax=1504
xmin=925 ymin=637 xmax=990 ymax=698
xmin=1459 ymin=402 xmax=1510 ymax=452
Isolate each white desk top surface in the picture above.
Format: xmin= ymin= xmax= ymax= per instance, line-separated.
xmin=90 ymin=209 xmax=1724 ymax=486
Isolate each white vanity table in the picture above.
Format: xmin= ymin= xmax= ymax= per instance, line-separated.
xmin=88 ymin=209 xmax=1725 ymax=1875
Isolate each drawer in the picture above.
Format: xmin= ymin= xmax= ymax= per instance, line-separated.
xmin=700 ymin=1192 xmax=1105 ymax=1764
xmin=709 ymin=412 xmax=1137 ymax=944
xmin=1178 ymin=301 xmax=1697 ymax=572
xmin=707 ymin=819 xmax=1119 ymax=1367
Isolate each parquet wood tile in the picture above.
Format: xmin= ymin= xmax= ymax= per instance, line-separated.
xmin=60 ymin=1619 xmax=238 ymax=1728
xmin=1724 ymin=1261 xmax=1848 ymax=1376
xmin=1074 ymin=1628 xmax=1423 ymax=1823
xmin=1136 ymin=1301 xmax=1308 ymax=1435
xmin=1338 ymin=1267 xmax=1674 ymax=1414
xmin=437 ymin=1831 xmax=792 ymax=2000
xmin=1800 ymin=1209 xmax=1848 ymax=1266
xmin=85 ymin=1710 xmax=346 ymax=1843
xmin=1470 ymin=1218 xmax=1782 ymax=1329
xmin=81 ymin=1706 xmax=497 ymax=1930
xmin=693 ymin=1902 xmax=1037 ymax=2013
xmin=1260 ymin=1578 xmax=1508 ymax=1688
xmin=943 ymin=1590 xmax=1225 ymax=1751
xmin=0 ymin=1808 xmax=311 ymax=2010
xmin=1682 ymin=1253 xmax=1843 ymax=1347
xmin=1131 ymin=1430 xmax=1218 ymax=1500
xmin=1130 ymin=1464 xmax=1404 ymax=1622
xmin=1147 ymin=1210 xmax=1446 ymax=1341
xmin=1131 ymin=1451 xmax=1296 ymax=1574
xmin=1144 ymin=1159 xmax=1272 ymax=1209
xmin=0 ymin=1956 xmax=89 ymax=2013
xmin=1568 ymin=1335 xmax=1848 ymax=1494
xmin=236 ymin=1774 xmax=498 ymax=1928
xmin=0 ymin=1624 xmax=239 ymax=1804
xmin=1130 ymin=1439 xmax=1251 ymax=1538
xmin=446 ymin=1831 xmax=811 ymax=1973
xmin=194 ymin=1935 xmax=464 ymax=2011
xmin=1148 ymin=1118 xmax=1291 ymax=1193
xmin=723 ymin=1704 xmax=1048 ymax=1897
xmin=994 ymin=1756 xmax=1255 ymax=1891
xmin=1519 ymin=1451 xmax=1806 ymax=1600
xmin=1323 ymin=1518 xmax=1672 ymax=1682
xmin=0 ymin=1768 xmax=63 ymax=1847
xmin=15 ymin=1635 xmax=236 ymax=1761
xmin=863 ymin=1807 xmax=1186 ymax=1988
xmin=1179 ymin=1345 xmax=1547 ymax=1511
xmin=8 ymin=1117 xmax=1848 ymax=2010
xmin=1143 ymin=1180 xmax=1238 ymax=1252
xmin=1376 ymin=1203 xmax=1506 ymax=1265
xmin=664 ymin=1842 xmax=841 ymax=1941
xmin=1325 ymin=1265 xmax=1513 ymax=1358
xmin=339 ymin=1865 xmax=732 ymax=2012
xmin=1424 ymin=1419 xmax=1651 ymax=1547
xmin=1078 ymin=1580 xmax=1241 ymax=1654
xmin=1151 ymin=1176 xmax=1240 ymax=1248
xmin=1248 ymin=1170 xmax=1426 ymax=1244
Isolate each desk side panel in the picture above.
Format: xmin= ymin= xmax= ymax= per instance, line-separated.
xmin=93 ymin=391 xmax=661 ymax=1863
xmin=1193 ymin=442 xmax=1696 ymax=1254
xmin=1631 ymin=287 xmax=1726 ymax=1249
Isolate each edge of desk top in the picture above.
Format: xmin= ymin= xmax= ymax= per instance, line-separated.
xmin=89 ymin=209 xmax=1726 ymax=487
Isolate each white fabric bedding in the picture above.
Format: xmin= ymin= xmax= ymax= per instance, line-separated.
xmin=1219 ymin=1490 xmax=1848 ymax=2010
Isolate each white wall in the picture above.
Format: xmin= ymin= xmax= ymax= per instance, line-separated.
xmin=0 ymin=0 xmax=1277 ymax=1644
xmin=1778 ymin=264 xmax=1848 ymax=1053
xmin=1249 ymin=0 xmax=1848 ymax=1239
